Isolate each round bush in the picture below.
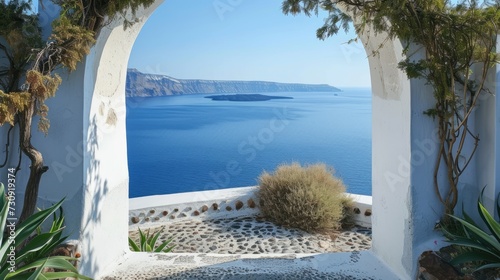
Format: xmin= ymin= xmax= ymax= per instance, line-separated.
xmin=257 ymin=163 xmax=352 ymax=233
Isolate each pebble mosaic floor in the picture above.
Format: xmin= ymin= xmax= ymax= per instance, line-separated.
xmin=129 ymin=215 xmax=371 ymax=254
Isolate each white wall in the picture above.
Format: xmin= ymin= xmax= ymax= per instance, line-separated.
xmin=357 ymin=32 xmax=442 ymax=277
xmin=77 ymin=2 xmax=165 ymax=276
xmin=475 ymin=38 xmax=500 ymax=216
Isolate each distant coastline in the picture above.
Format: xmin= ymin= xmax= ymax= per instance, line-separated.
xmin=126 ymin=68 xmax=341 ymax=97
xmin=205 ymin=94 xmax=293 ymax=102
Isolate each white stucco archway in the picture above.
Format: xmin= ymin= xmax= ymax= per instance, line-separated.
xmin=77 ymin=3 xmax=437 ymax=276
xmin=2 ymin=1 xmax=499 ymax=279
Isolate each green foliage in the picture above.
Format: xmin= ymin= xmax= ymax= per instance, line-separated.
xmin=128 ymin=226 xmax=175 ymax=253
xmin=49 ymin=17 xmax=96 ymax=72
xmin=0 ymin=0 xmax=42 ymax=93
xmin=0 ymin=183 xmax=91 ymax=279
xmin=52 ymin=0 xmax=156 ymax=31
xmin=0 ymin=90 xmax=30 ymax=125
xmin=442 ymin=189 xmax=500 ymax=272
xmin=257 ymin=163 xmax=353 ymax=233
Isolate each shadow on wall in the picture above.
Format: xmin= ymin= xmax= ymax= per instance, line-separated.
xmin=80 ymin=116 xmax=109 ymax=276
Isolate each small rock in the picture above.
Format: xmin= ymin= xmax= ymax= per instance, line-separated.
xmin=193 ymin=210 xmax=200 ymax=216
xmin=212 ymin=203 xmax=218 ymax=211
xmin=131 ymin=217 xmax=140 ymax=224
xmin=247 ymin=198 xmax=256 ymax=208
xmin=162 ymin=211 xmax=168 ymax=216
xmin=149 ymin=209 xmax=155 ymax=214
xmin=318 ymin=240 xmax=330 ymax=249
xmin=226 ymin=206 xmax=232 ymax=211
xmin=201 ymin=205 xmax=209 ymax=212
xmin=235 ymin=200 xmax=244 ymax=210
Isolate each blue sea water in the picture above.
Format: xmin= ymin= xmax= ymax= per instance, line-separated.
xmin=126 ymin=88 xmax=372 ymax=198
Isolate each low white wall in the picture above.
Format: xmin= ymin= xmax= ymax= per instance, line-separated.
xmin=129 ymin=186 xmax=373 ymax=229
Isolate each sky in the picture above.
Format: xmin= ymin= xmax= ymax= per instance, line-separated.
xmin=128 ymin=0 xmax=371 ymax=88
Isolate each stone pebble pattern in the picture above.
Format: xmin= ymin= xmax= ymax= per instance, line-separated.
xmin=130 ymin=197 xmax=372 ymax=227
xmin=102 ymin=252 xmax=381 ymax=280
xmin=129 ymin=215 xmax=371 ymax=254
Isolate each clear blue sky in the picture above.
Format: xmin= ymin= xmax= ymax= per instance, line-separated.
xmin=128 ymin=0 xmax=371 ymax=88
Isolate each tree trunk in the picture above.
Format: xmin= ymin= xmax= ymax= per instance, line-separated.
xmin=18 ymin=98 xmax=48 ymax=223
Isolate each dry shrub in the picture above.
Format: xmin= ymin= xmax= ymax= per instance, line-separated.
xmin=257 ymin=162 xmax=353 ymax=233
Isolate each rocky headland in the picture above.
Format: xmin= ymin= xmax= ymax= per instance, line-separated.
xmin=126 ymin=68 xmax=341 ymax=97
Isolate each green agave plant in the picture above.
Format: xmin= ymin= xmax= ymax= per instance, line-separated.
xmin=129 ymin=226 xmax=175 ymax=253
xmin=443 ymin=188 xmax=500 ymax=272
xmin=0 ymin=183 xmax=92 ymax=279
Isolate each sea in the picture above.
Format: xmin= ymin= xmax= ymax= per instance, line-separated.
xmin=126 ymin=88 xmax=372 ymax=198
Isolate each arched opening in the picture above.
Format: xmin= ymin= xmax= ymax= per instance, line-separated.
xmin=124 ymin=1 xmax=374 ymax=260
xmin=126 ymin=1 xmax=372 ymax=199
xmin=64 ymin=0 xmax=442 ymax=278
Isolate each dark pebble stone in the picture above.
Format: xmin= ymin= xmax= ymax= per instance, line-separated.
xmin=235 ymin=201 xmax=244 ymax=210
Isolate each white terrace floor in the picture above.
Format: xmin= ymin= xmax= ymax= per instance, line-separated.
xmin=100 ymin=187 xmax=400 ymax=279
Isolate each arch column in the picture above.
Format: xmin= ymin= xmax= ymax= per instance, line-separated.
xmin=357 ymin=29 xmax=443 ymax=277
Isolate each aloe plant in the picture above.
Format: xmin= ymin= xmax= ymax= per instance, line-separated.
xmin=129 ymin=226 xmax=175 ymax=253
xmin=442 ymin=188 xmax=500 ymax=272
xmin=0 ymin=183 xmax=92 ymax=279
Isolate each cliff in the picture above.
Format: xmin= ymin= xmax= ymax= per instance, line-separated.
xmin=126 ymin=69 xmax=341 ymax=97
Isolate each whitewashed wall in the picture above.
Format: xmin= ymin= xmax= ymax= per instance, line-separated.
xmin=0 ymin=1 xmax=499 ymax=279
